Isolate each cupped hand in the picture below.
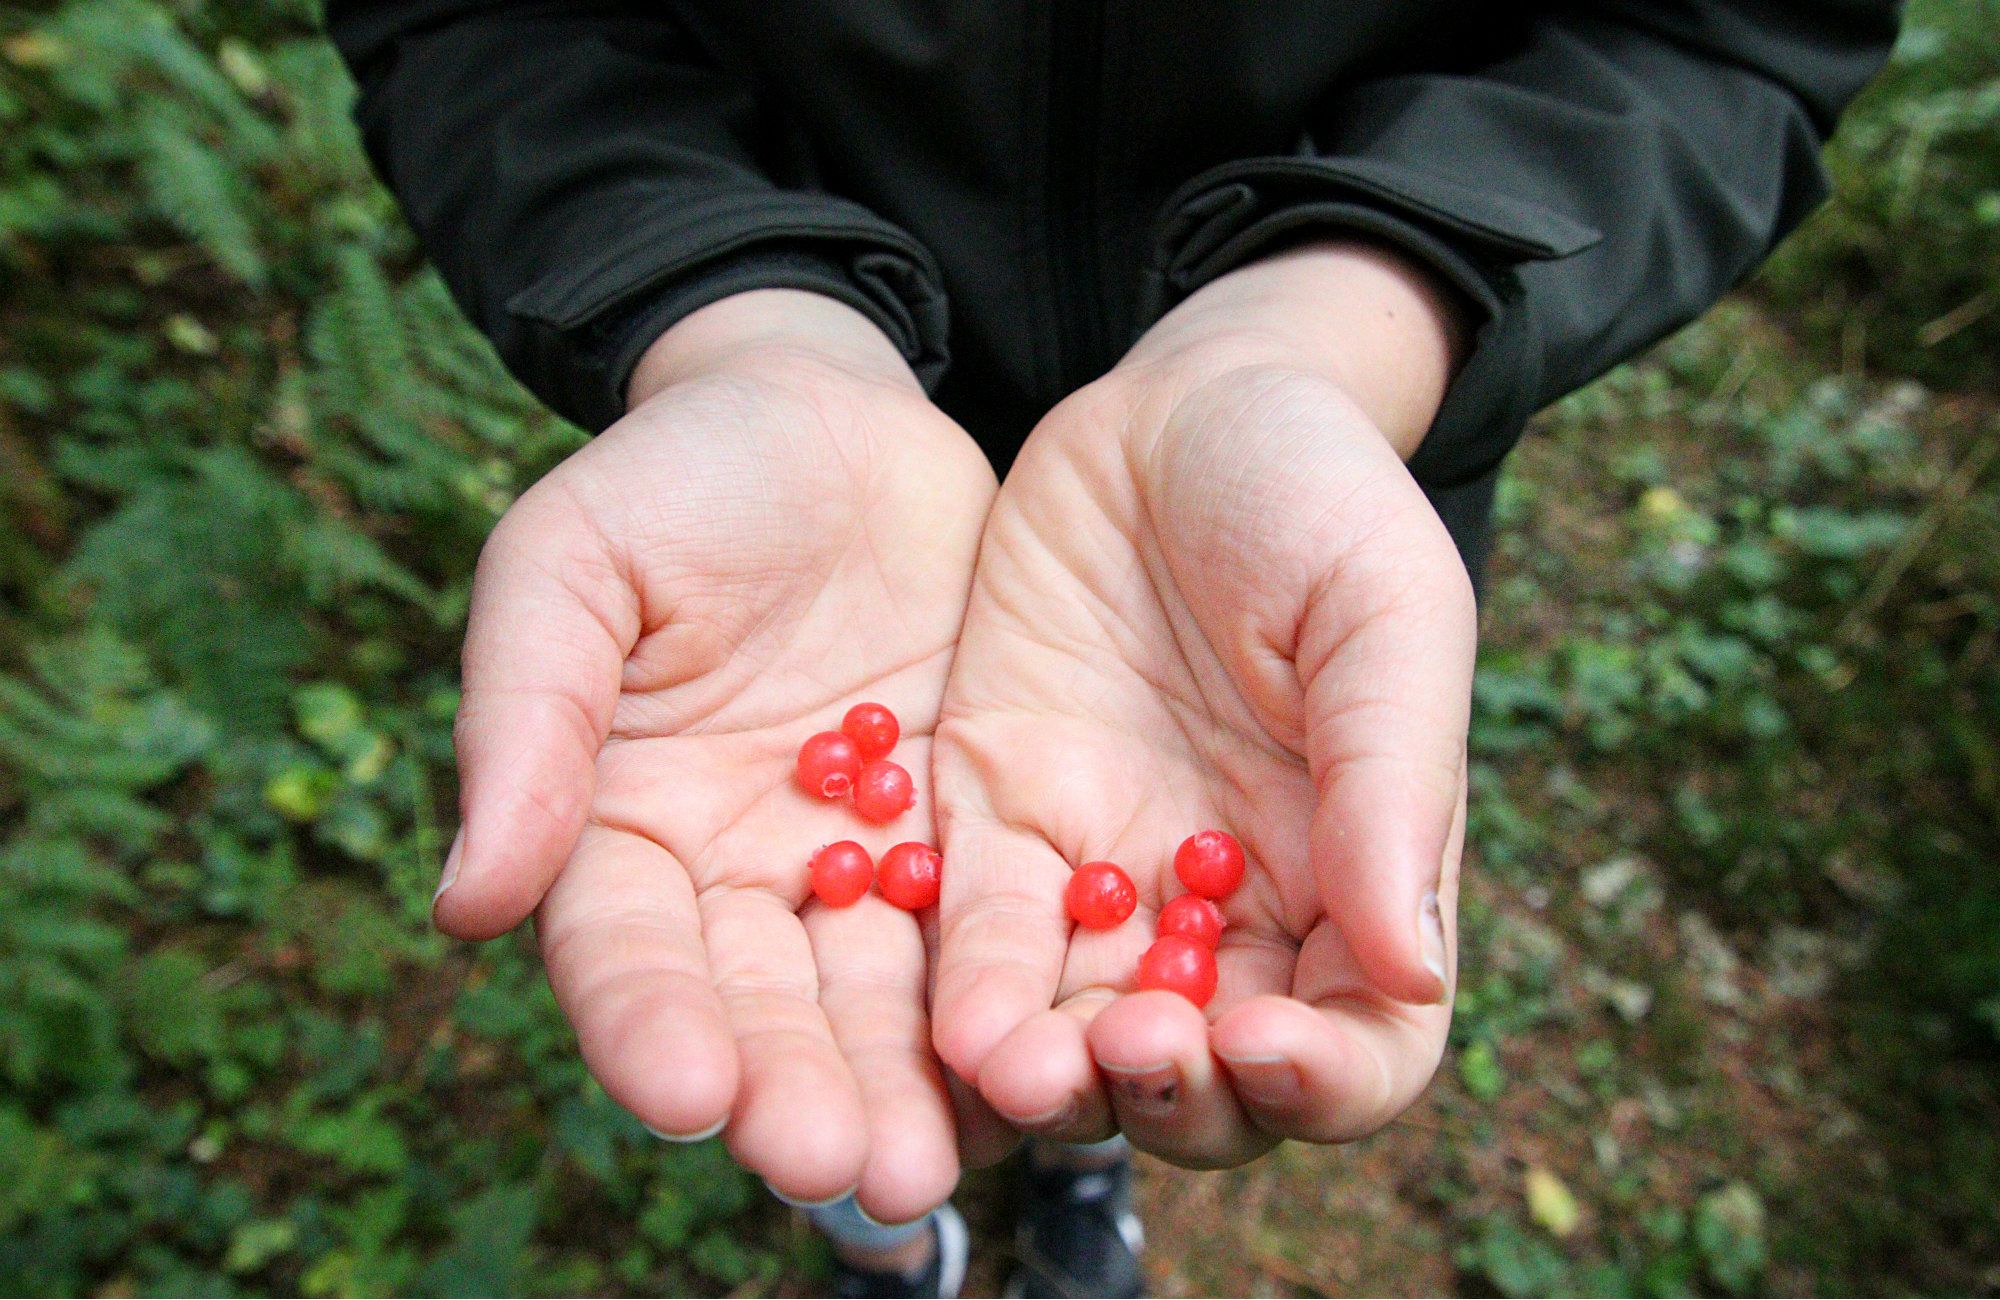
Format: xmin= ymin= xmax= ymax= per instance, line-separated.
xmin=930 ymin=245 xmax=1478 ymax=1167
xmin=436 ymin=291 xmax=998 ymax=1218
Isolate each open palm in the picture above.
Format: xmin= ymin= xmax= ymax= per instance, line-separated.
xmin=440 ymin=336 xmax=996 ymax=1218
xmin=931 ymin=359 xmax=1476 ymax=1167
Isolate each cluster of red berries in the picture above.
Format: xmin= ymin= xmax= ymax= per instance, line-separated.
xmin=1062 ymin=829 xmax=1246 ymax=1009
xmin=795 ymin=702 xmax=914 ymax=821
xmin=797 ymin=706 xmax=1246 ymax=1009
xmin=797 ymin=704 xmax=941 ymax=912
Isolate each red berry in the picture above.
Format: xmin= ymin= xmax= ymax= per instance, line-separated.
xmin=1173 ymin=829 xmax=1245 ymax=899
xmin=841 ymin=702 xmax=900 ymax=762
xmin=878 ymin=842 xmax=942 ymax=911
xmin=852 ymin=759 xmax=915 ymax=823
xmin=1137 ymin=935 xmax=1218 ymax=1007
xmin=1064 ymin=861 xmax=1138 ymax=930
xmin=797 ymin=731 xmax=862 ymax=800
xmin=809 ymin=841 xmax=873 ymax=907
xmin=1157 ymin=894 xmax=1225 ymax=949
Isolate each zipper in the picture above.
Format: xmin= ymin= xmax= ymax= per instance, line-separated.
xmin=1046 ymin=0 xmax=1107 ymax=388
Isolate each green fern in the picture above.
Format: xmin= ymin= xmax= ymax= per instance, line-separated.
xmin=133 ymin=102 xmax=267 ymax=285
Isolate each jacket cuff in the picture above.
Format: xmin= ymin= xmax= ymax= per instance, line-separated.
xmin=1144 ymin=155 xmax=1600 ymax=488
xmin=503 ymin=191 xmax=950 ymax=431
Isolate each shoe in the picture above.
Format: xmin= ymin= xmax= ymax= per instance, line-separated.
xmin=1007 ymin=1156 xmax=1148 ymax=1298
xmin=831 ymin=1201 xmax=970 ymax=1299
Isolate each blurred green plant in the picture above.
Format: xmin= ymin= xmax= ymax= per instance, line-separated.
xmin=1471 ymin=299 xmax=2000 ymax=1288
xmin=0 ymin=0 xmax=778 ymax=1293
xmin=1759 ymin=0 xmax=2000 ymax=389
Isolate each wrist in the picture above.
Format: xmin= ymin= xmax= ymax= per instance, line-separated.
xmin=1123 ymin=240 xmax=1469 ymax=460
xmin=625 ymin=288 xmax=921 ymax=410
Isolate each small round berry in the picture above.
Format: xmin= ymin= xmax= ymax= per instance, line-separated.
xmin=809 ymin=841 xmax=874 ymax=908
xmin=1136 ymin=935 xmax=1219 ymax=1007
xmin=1173 ymin=829 xmax=1246 ymax=899
xmin=1157 ymin=894 xmax=1225 ymax=949
xmin=840 ymin=702 xmax=901 ymax=762
xmin=797 ymin=731 xmax=862 ymax=800
xmin=877 ymin=842 xmax=942 ymax=911
xmin=1064 ymin=861 xmax=1138 ymax=930
xmin=852 ymin=759 xmax=915 ymax=823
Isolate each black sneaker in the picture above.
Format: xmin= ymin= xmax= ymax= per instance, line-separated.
xmin=831 ymin=1202 xmax=971 ymax=1299
xmin=1007 ymin=1156 xmax=1148 ymax=1298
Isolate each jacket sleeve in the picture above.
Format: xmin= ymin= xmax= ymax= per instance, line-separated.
xmin=324 ymin=0 xmax=949 ymax=431
xmin=1145 ymin=0 xmax=1901 ymax=489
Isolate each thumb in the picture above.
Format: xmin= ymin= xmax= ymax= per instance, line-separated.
xmin=436 ymin=490 xmax=637 ymax=940
xmin=1298 ymin=493 xmax=1476 ymax=1005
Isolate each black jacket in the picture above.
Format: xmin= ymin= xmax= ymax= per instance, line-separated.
xmin=326 ymin=0 xmax=1898 ymax=560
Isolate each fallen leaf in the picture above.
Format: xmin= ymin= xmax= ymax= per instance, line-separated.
xmin=1525 ymin=1165 xmax=1582 ymax=1239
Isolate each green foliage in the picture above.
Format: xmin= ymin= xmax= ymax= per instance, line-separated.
xmin=1469 ymin=299 xmax=2000 ymax=1288
xmin=1457 ymin=1184 xmax=1773 ymax=1299
xmin=0 ymin=1 xmax=763 ymax=1293
xmin=1760 ymin=0 xmax=2000 ymax=388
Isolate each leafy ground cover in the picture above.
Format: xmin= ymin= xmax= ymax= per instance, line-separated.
xmin=1 ymin=0 xmax=1995 ymax=1294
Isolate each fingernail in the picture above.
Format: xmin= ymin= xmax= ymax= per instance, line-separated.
xmin=1102 ymin=1062 xmax=1180 ymax=1118
xmin=856 ymin=1202 xmax=930 ymax=1230
xmin=1014 ymin=1096 xmax=1080 ymax=1130
xmin=643 ymin=1116 xmax=726 ymax=1143
xmin=765 ymin=1181 xmax=861 ymax=1210
xmin=433 ymin=828 xmax=464 ymax=905
xmin=1219 ymin=1053 xmax=1303 ymax=1107
xmin=1419 ymin=890 xmax=1449 ymax=998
